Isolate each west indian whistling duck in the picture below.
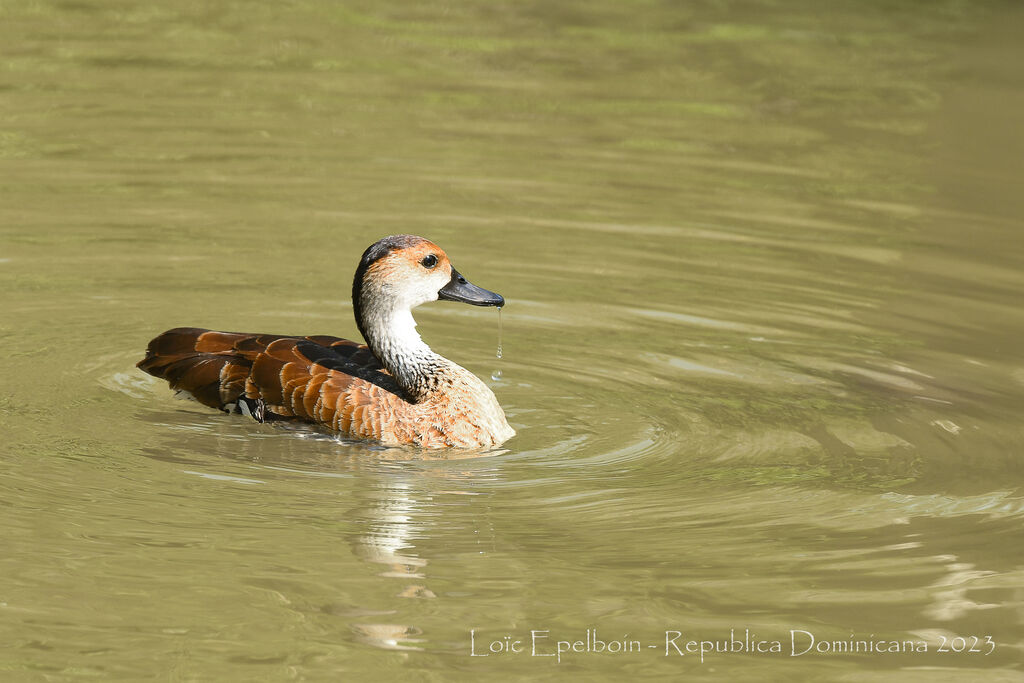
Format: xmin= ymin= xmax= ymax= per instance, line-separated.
xmin=137 ymin=235 xmax=515 ymax=449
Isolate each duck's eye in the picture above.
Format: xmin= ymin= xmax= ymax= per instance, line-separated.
xmin=420 ymin=254 xmax=438 ymax=269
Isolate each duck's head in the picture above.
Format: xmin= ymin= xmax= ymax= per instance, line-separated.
xmin=352 ymin=235 xmax=504 ymax=343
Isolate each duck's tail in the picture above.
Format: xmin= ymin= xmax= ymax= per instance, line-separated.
xmin=137 ymin=327 xmax=388 ymax=428
xmin=137 ymin=327 xmax=274 ymax=413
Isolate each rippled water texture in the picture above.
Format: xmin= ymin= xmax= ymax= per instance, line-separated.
xmin=2 ymin=1 xmax=1024 ymax=680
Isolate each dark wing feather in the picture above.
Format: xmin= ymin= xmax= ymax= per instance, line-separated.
xmin=137 ymin=327 xmax=404 ymax=424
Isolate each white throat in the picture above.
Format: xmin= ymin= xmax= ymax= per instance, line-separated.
xmin=362 ymin=302 xmax=448 ymax=400
xmin=374 ymin=306 xmax=429 ymax=357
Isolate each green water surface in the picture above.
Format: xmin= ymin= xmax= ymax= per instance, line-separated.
xmin=2 ymin=1 xmax=1024 ymax=680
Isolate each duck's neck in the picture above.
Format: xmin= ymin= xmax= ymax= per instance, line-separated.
xmin=360 ymin=305 xmax=451 ymax=401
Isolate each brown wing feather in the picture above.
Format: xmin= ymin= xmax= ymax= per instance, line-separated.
xmin=137 ymin=328 xmax=407 ymax=435
xmin=137 ymin=328 xmax=263 ymax=410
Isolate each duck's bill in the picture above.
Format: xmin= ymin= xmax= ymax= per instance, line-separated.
xmin=438 ymin=268 xmax=505 ymax=307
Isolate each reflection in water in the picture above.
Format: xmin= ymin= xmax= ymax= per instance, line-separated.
xmin=139 ymin=422 xmax=506 ymax=653
xmin=340 ymin=467 xmax=504 ymax=652
xmin=351 ymin=477 xmax=433 ymax=651
xmin=351 ymin=623 xmax=425 ymax=653
xmin=356 ymin=480 xmax=430 ymax=581
xmin=922 ymin=559 xmax=998 ymax=622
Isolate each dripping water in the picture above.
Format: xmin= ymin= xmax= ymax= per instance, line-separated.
xmin=491 ymin=307 xmax=499 ymax=360
xmin=491 ymin=307 xmax=503 ymax=381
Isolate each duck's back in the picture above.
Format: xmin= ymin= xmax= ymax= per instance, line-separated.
xmin=137 ymin=327 xmax=410 ymax=434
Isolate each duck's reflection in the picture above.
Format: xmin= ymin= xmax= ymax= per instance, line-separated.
xmin=354 ymin=479 xmax=433 ymax=585
xmin=347 ymin=467 xmax=499 ymax=651
xmin=350 ymin=622 xmax=427 ymax=652
xmin=347 ymin=477 xmax=436 ymax=652
xmin=921 ymin=557 xmax=999 ymax=622
xmin=138 ymin=414 xmax=502 ymax=653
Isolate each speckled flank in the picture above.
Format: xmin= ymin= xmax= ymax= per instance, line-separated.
xmin=137 ymin=237 xmax=514 ymax=449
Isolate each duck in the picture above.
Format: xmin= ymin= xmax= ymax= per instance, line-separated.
xmin=137 ymin=235 xmax=515 ymax=449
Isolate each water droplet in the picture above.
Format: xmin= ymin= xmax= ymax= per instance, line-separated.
xmin=496 ymin=307 xmax=503 ymax=359
xmin=491 ymin=308 xmax=503 ymax=380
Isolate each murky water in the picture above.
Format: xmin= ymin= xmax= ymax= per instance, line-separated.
xmin=2 ymin=1 xmax=1023 ymax=679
